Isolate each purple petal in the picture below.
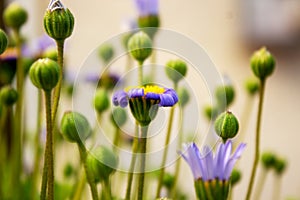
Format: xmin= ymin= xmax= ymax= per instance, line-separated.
xmin=134 ymin=0 xmax=159 ymax=16
xmin=112 ymin=90 xmax=128 ymax=107
xmin=164 ymin=89 xmax=178 ymax=103
xmin=145 ymin=92 xmax=160 ymax=100
xmin=128 ymin=88 xmax=144 ymax=98
xmin=202 ymin=146 xmax=214 ymax=180
xmin=159 ymin=94 xmax=175 ymax=106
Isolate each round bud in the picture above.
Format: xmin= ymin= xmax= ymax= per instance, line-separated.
xmin=0 ymin=29 xmax=8 ymax=55
xmin=165 ymin=59 xmax=187 ymax=83
xmin=163 ymin=173 xmax=174 ymax=189
xmin=230 ymin=168 xmax=241 ymax=186
xmin=177 ymin=87 xmax=190 ymax=107
xmin=203 ymin=104 xmax=218 ymax=120
xmin=42 ymin=47 xmax=58 ymax=61
xmin=261 ymin=152 xmax=276 ymax=169
xmin=98 ymin=44 xmax=114 ymax=64
xmin=63 ymin=163 xmax=74 ymax=178
xmin=250 ymin=47 xmax=275 ymax=81
xmin=0 ymin=86 xmax=18 ymax=106
xmin=274 ymin=158 xmax=287 ymax=175
xmin=44 ymin=4 xmax=74 ymax=41
xmin=128 ymin=31 xmax=152 ymax=64
xmin=111 ymin=107 xmax=127 ymax=127
xmin=244 ymin=77 xmax=260 ymax=95
xmin=93 ymin=88 xmax=110 ymax=113
xmin=29 ymin=58 xmax=60 ymax=91
xmin=60 ymin=111 xmax=92 ymax=143
xmin=138 ymin=15 xmax=160 ymax=39
xmin=86 ymin=146 xmax=118 ymax=182
xmin=214 ymin=111 xmax=239 ymax=142
xmin=3 ymin=3 xmax=28 ymax=30
xmin=215 ymin=85 xmax=235 ymax=109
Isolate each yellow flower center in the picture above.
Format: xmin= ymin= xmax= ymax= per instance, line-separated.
xmin=142 ymin=85 xmax=165 ymax=95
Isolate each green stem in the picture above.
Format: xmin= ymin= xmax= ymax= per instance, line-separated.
xmin=113 ymin=126 xmax=121 ymax=152
xmin=272 ymin=175 xmax=282 ymax=200
xmin=156 ymin=83 xmax=177 ymax=198
xmin=101 ymin=179 xmax=112 ymax=200
xmin=31 ymin=90 xmax=43 ymax=199
xmin=138 ymin=61 xmax=143 ymax=85
xmin=71 ymin=168 xmax=86 ymax=200
xmin=245 ymin=79 xmax=266 ymax=200
xmin=125 ymin=123 xmax=139 ymax=200
xmin=137 ymin=125 xmax=149 ymax=200
xmin=253 ymin=167 xmax=268 ymax=200
xmin=78 ymin=142 xmax=99 ymax=200
xmin=51 ymin=39 xmax=65 ymax=122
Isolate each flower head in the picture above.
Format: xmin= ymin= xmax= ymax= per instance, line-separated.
xmin=134 ymin=0 xmax=159 ymax=17
xmin=113 ymin=85 xmax=178 ymax=126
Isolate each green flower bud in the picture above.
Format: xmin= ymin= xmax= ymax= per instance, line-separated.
xmin=138 ymin=15 xmax=160 ymax=39
xmin=163 ymin=173 xmax=175 ymax=190
xmin=60 ymin=111 xmax=92 ymax=143
xmin=274 ymin=158 xmax=287 ymax=175
xmin=261 ymin=152 xmax=276 ymax=169
xmin=128 ymin=31 xmax=152 ymax=64
xmin=0 ymin=86 xmax=18 ymax=106
xmin=0 ymin=29 xmax=8 ymax=55
xmin=44 ymin=1 xmax=74 ymax=41
xmin=215 ymin=85 xmax=235 ymax=109
xmin=250 ymin=47 xmax=275 ymax=81
xmin=165 ymin=59 xmax=187 ymax=83
xmin=111 ymin=107 xmax=127 ymax=127
xmin=203 ymin=104 xmax=218 ymax=120
xmin=93 ymin=88 xmax=110 ymax=113
xmin=230 ymin=168 xmax=241 ymax=186
xmin=98 ymin=44 xmax=114 ymax=64
xmin=42 ymin=47 xmax=58 ymax=61
xmin=63 ymin=163 xmax=74 ymax=178
xmin=214 ymin=111 xmax=239 ymax=142
xmin=29 ymin=58 xmax=59 ymax=91
xmin=177 ymin=87 xmax=190 ymax=107
xmin=3 ymin=3 xmax=28 ymax=30
xmin=86 ymin=146 xmax=118 ymax=182
xmin=244 ymin=77 xmax=260 ymax=96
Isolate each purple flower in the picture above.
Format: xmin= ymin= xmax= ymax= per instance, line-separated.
xmin=134 ymin=0 xmax=159 ymax=17
xmin=180 ymin=140 xmax=246 ymax=181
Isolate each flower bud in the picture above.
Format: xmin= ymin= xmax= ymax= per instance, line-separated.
xmin=215 ymin=85 xmax=235 ymax=109
xmin=29 ymin=58 xmax=60 ymax=91
xmin=250 ymin=47 xmax=275 ymax=81
xmin=93 ymin=88 xmax=110 ymax=113
xmin=60 ymin=111 xmax=92 ymax=143
xmin=214 ymin=111 xmax=239 ymax=142
xmin=98 ymin=44 xmax=114 ymax=64
xmin=163 ymin=173 xmax=174 ymax=190
xmin=177 ymin=87 xmax=190 ymax=107
xmin=274 ymin=158 xmax=287 ymax=175
xmin=0 ymin=29 xmax=8 ymax=55
xmin=138 ymin=15 xmax=160 ymax=39
xmin=244 ymin=77 xmax=260 ymax=96
xmin=0 ymin=86 xmax=18 ymax=106
xmin=230 ymin=168 xmax=241 ymax=186
xmin=86 ymin=146 xmax=118 ymax=182
xmin=44 ymin=1 xmax=74 ymax=41
xmin=165 ymin=59 xmax=187 ymax=83
xmin=261 ymin=152 xmax=276 ymax=169
xmin=3 ymin=3 xmax=28 ymax=30
xmin=42 ymin=47 xmax=58 ymax=61
xmin=203 ymin=104 xmax=218 ymax=120
xmin=111 ymin=107 xmax=127 ymax=127
xmin=128 ymin=31 xmax=152 ymax=64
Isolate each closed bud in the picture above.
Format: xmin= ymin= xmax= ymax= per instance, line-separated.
xmin=111 ymin=107 xmax=127 ymax=127
xmin=244 ymin=77 xmax=260 ymax=95
xmin=251 ymin=47 xmax=275 ymax=81
xmin=261 ymin=151 xmax=276 ymax=169
xmin=0 ymin=86 xmax=18 ymax=106
xmin=138 ymin=15 xmax=160 ymax=39
xmin=93 ymin=88 xmax=110 ymax=113
xmin=98 ymin=44 xmax=114 ymax=64
xmin=214 ymin=111 xmax=239 ymax=142
xmin=203 ymin=104 xmax=218 ymax=120
xmin=29 ymin=58 xmax=59 ymax=91
xmin=86 ymin=146 xmax=118 ymax=182
xmin=60 ymin=111 xmax=92 ymax=143
xmin=42 ymin=47 xmax=58 ymax=61
xmin=215 ymin=85 xmax=235 ymax=109
xmin=44 ymin=0 xmax=74 ymax=41
xmin=3 ymin=3 xmax=28 ymax=30
xmin=0 ymin=29 xmax=8 ymax=55
xmin=274 ymin=158 xmax=287 ymax=175
xmin=230 ymin=168 xmax=241 ymax=186
xmin=128 ymin=31 xmax=152 ymax=64
xmin=177 ymin=87 xmax=190 ymax=107
xmin=165 ymin=59 xmax=187 ymax=83
xmin=163 ymin=173 xmax=175 ymax=190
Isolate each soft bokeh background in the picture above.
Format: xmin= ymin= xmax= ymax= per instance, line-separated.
xmin=3 ymin=0 xmax=300 ymax=199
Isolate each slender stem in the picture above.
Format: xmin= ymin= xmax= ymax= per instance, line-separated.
xmin=113 ymin=126 xmax=121 ymax=152
xmin=253 ymin=167 xmax=268 ymax=200
xmin=245 ymin=79 xmax=266 ymax=200
xmin=156 ymin=84 xmax=177 ymax=198
xmin=51 ymin=39 xmax=65 ymax=122
xmin=101 ymin=179 xmax=112 ymax=200
xmin=31 ymin=90 xmax=43 ymax=199
xmin=272 ymin=175 xmax=282 ymax=200
xmin=12 ymin=28 xmax=23 ymax=199
xmin=149 ymin=48 xmax=156 ymax=81
xmin=125 ymin=123 xmax=139 ymax=200
xmin=71 ymin=168 xmax=86 ymax=200
xmin=137 ymin=125 xmax=149 ymax=200
xmin=78 ymin=142 xmax=99 ymax=200
xmin=138 ymin=61 xmax=143 ymax=85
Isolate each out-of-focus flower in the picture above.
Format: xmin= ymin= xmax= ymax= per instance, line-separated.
xmin=180 ymin=141 xmax=246 ymax=200
xmin=134 ymin=0 xmax=159 ymax=17
xmin=85 ymin=72 xmax=120 ymax=90
xmin=113 ymin=85 xmax=178 ymax=126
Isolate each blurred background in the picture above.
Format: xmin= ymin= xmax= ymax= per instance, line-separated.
xmin=1 ymin=0 xmax=300 ymax=199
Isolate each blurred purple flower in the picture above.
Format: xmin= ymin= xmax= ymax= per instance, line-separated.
xmin=134 ymin=0 xmax=159 ymax=17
